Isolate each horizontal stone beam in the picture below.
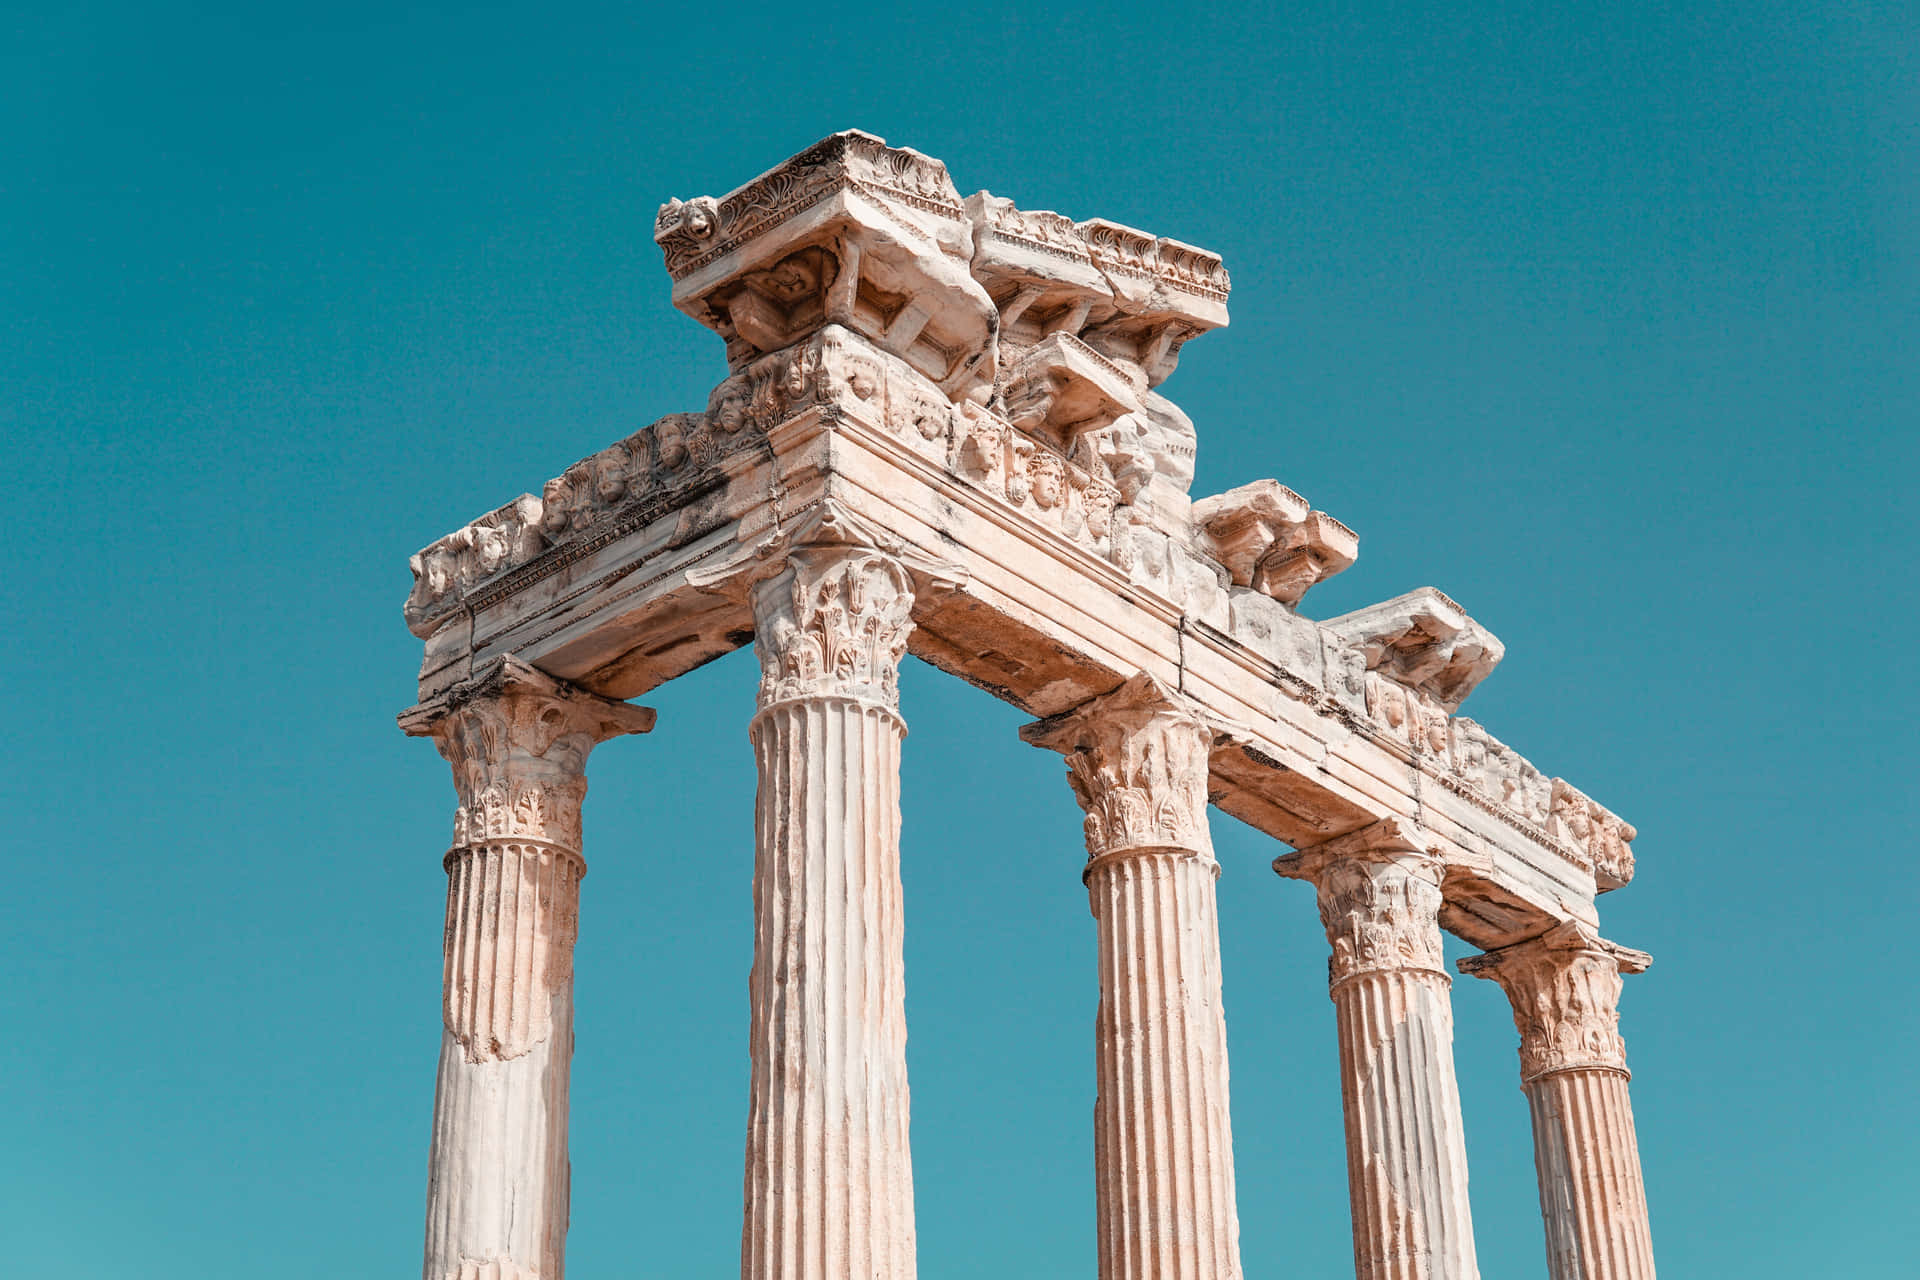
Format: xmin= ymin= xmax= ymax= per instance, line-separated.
xmin=402 ymin=386 xmax=1631 ymax=948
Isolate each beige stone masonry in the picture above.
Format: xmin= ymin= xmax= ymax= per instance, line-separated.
xmin=400 ymin=657 xmax=654 ymax=1280
xmin=1460 ymin=923 xmax=1655 ymax=1280
xmin=704 ymin=510 xmax=927 ymax=1280
xmin=395 ymin=130 xmax=1663 ymax=1280
xmin=1024 ymin=674 xmax=1244 ymax=1280
xmin=1276 ymin=819 xmax=1480 ymax=1280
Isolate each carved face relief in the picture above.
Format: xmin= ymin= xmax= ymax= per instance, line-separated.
xmin=782 ymin=348 xmax=814 ymax=402
xmin=592 ymin=446 xmax=630 ymax=504
xmin=1006 ymin=444 xmax=1032 ymax=505
xmin=655 ymin=419 xmax=689 ymax=470
xmin=473 ymin=523 xmax=511 ymax=574
xmin=713 ymin=386 xmax=749 ymax=435
xmin=841 ymin=354 xmax=879 ymax=402
xmin=1030 ymin=451 xmax=1064 ymax=510
xmin=682 ymin=198 xmax=715 ymax=240
xmin=541 ymin=475 xmax=576 ymax=538
xmin=1083 ymin=482 xmax=1118 ymax=540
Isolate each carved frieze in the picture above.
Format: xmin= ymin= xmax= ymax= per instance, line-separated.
xmin=1550 ymin=778 xmax=1639 ymax=889
xmin=1459 ymin=920 xmax=1652 ymax=1081
xmin=403 ymin=328 xmax=906 ymax=639
xmin=1021 ymin=673 xmax=1222 ymax=866
xmin=403 ymin=130 xmax=1644 ymax=905
xmin=1363 ymin=671 xmax=1451 ymax=757
xmin=1449 ymin=716 xmax=1552 ymax=828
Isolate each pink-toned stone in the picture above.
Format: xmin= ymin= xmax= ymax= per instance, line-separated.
xmin=1024 ymin=674 xmax=1244 ymax=1280
xmin=400 ymin=657 xmax=654 ymax=1280
xmin=740 ymin=536 xmax=920 ymax=1280
xmin=1276 ymin=819 xmax=1480 ymax=1280
xmin=1460 ymin=923 xmax=1656 ymax=1280
xmin=396 ymin=130 xmax=1666 ymax=1279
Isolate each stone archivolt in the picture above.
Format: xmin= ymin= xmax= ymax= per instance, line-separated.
xmin=397 ymin=130 xmax=1661 ymax=1280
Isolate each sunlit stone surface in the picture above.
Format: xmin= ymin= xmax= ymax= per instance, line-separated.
xmin=397 ymin=130 xmax=1658 ymax=1280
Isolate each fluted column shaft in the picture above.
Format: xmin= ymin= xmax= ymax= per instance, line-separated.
xmin=402 ymin=658 xmax=653 ymax=1280
xmin=1276 ymin=819 xmax=1479 ymax=1280
xmin=1461 ymin=923 xmax=1655 ymax=1280
xmin=1025 ymin=673 xmax=1243 ymax=1280
xmin=741 ymin=542 xmax=918 ymax=1280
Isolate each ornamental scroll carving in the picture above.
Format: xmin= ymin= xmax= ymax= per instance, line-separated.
xmin=753 ymin=545 xmax=916 ymax=710
xmin=1020 ymin=673 xmax=1219 ymax=867
xmin=1274 ymin=818 xmax=1448 ymax=987
xmin=398 ymin=658 xmax=653 ymax=1063
xmin=1314 ymin=857 xmax=1447 ymax=986
xmin=1459 ymin=921 xmax=1652 ymax=1082
xmin=403 ymin=326 xmax=892 ymax=640
xmin=402 ymin=657 xmax=656 ymax=857
xmin=1550 ymin=779 xmax=1639 ymax=888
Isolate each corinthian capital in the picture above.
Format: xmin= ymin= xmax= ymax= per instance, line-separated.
xmin=399 ymin=656 xmax=656 ymax=854
xmin=1274 ymin=817 xmax=1448 ymax=986
xmin=1021 ymin=672 xmax=1224 ymax=867
xmin=1459 ymin=920 xmax=1651 ymax=1082
xmin=752 ymin=545 xmax=915 ymax=709
xmin=687 ymin=499 xmax=963 ymax=711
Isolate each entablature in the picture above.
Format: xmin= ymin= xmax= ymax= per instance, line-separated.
xmin=399 ymin=130 xmax=1641 ymax=950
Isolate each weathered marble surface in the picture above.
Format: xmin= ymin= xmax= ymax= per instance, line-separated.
xmin=1461 ymin=923 xmax=1656 ymax=1280
xmin=1025 ymin=674 xmax=1244 ymax=1280
xmin=1277 ymin=819 xmax=1481 ymax=1280
xmin=400 ymin=657 xmax=653 ymax=1280
xmin=396 ymin=130 xmax=1657 ymax=1280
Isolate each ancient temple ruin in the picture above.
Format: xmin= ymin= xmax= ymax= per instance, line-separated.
xmin=397 ymin=131 xmax=1657 ymax=1280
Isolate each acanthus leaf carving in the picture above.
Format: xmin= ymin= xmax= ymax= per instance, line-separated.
xmin=1274 ymin=817 xmax=1448 ymax=987
xmin=753 ymin=544 xmax=916 ymax=709
xmin=399 ymin=655 xmax=656 ymax=858
xmin=398 ymin=657 xmax=653 ymax=1064
xmin=1459 ymin=920 xmax=1651 ymax=1082
xmin=1021 ymin=673 xmax=1223 ymax=868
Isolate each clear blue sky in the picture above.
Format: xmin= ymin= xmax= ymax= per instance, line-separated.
xmin=5 ymin=2 xmax=1915 ymax=1276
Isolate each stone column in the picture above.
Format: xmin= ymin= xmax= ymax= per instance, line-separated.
xmin=1274 ymin=818 xmax=1480 ymax=1280
xmin=741 ymin=540 xmax=919 ymax=1280
xmin=1459 ymin=922 xmax=1655 ymax=1280
xmin=1022 ymin=673 xmax=1243 ymax=1280
xmin=401 ymin=656 xmax=655 ymax=1280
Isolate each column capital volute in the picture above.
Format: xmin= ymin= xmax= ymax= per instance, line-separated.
xmin=399 ymin=654 xmax=657 ymax=748
xmin=1021 ymin=671 xmax=1239 ymax=869
xmin=1458 ymin=919 xmax=1652 ymax=1083
xmin=1270 ymin=815 xmax=1442 ymax=885
xmin=1274 ymin=817 xmax=1450 ymax=988
xmin=398 ymin=655 xmax=655 ymax=856
xmin=687 ymin=498 xmax=967 ymax=713
xmin=1456 ymin=918 xmax=1651 ymax=983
